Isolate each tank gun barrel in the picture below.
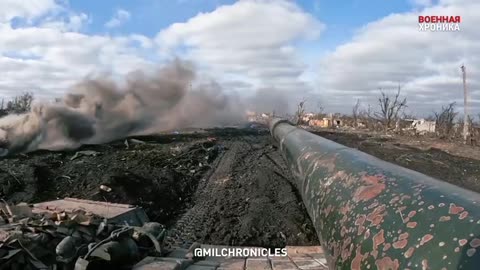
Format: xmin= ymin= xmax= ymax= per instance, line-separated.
xmin=269 ymin=118 xmax=480 ymax=269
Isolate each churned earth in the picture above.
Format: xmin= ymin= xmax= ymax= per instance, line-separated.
xmin=2 ymin=124 xmax=480 ymax=249
xmin=0 ymin=125 xmax=319 ymax=248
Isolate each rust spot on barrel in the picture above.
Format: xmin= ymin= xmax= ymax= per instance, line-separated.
xmin=318 ymin=155 xmax=337 ymax=173
xmin=356 ymin=215 xmax=366 ymax=236
xmin=393 ymin=239 xmax=408 ymax=249
xmin=373 ymin=229 xmax=385 ymax=250
xmin=341 ymin=237 xmax=353 ymax=261
xmin=375 ymin=257 xmax=399 ymax=270
xmin=399 ymin=232 xmax=409 ymax=240
xmin=406 ymin=222 xmax=417 ymax=228
xmin=390 ymin=196 xmax=400 ymax=204
xmin=365 ymin=229 xmax=371 ymax=239
xmin=351 ymin=246 xmax=364 ymax=270
xmin=420 ymin=234 xmax=433 ymax=246
xmin=353 ymin=175 xmax=386 ymax=202
xmin=367 ymin=205 xmax=387 ymax=226
xmin=340 ymin=203 xmax=352 ymax=215
xmin=470 ymin=238 xmax=480 ymax=248
xmin=449 ymin=203 xmax=464 ymax=215
xmin=422 ymin=259 xmax=428 ymax=270
xmin=404 ymin=247 xmax=415 ymax=258
xmin=371 ymin=249 xmax=379 ymax=259
xmin=368 ymin=201 xmax=379 ymax=210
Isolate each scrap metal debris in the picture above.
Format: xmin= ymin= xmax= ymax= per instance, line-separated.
xmin=0 ymin=199 xmax=166 ymax=270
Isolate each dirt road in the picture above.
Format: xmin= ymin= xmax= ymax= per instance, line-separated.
xmin=169 ymin=133 xmax=318 ymax=248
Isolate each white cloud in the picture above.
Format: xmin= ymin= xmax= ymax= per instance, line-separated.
xmin=0 ymin=25 xmax=155 ymax=98
xmin=128 ymin=34 xmax=154 ymax=49
xmin=0 ymin=0 xmax=59 ymax=22
xmin=0 ymin=4 xmax=154 ymax=100
xmin=317 ymin=0 xmax=480 ymax=116
xmin=156 ymin=0 xmax=324 ymax=105
xmin=40 ymin=12 xmax=90 ymax=32
xmin=105 ymin=9 xmax=131 ymax=28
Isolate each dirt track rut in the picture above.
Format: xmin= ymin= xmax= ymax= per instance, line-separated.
xmin=169 ymin=134 xmax=319 ymax=248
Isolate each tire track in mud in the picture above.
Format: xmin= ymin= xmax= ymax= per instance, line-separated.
xmin=169 ymin=142 xmax=243 ymax=247
xmin=169 ymin=135 xmax=319 ymax=248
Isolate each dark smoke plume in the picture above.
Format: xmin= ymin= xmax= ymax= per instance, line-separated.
xmin=0 ymin=60 xmax=246 ymax=156
xmin=247 ymin=88 xmax=291 ymax=116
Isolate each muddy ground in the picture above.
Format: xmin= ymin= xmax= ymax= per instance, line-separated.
xmin=0 ymin=126 xmax=318 ymax=248
xmin=3 ymin=125 xmax=479 ymax=249
xmin=313 ymin=129 xmax=480 ymax=193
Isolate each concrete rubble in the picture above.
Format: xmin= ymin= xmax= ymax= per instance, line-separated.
xmin=0 ymin=198 xmax=329 ymax=270
xmin=0 ymin=198 xmax=165 ymax=270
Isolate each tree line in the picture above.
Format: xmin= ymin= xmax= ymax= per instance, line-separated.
xmin=296 ymin=87 xmax=480 ymax=144
xmin=0 ymin=92 xmax=34 ymax=116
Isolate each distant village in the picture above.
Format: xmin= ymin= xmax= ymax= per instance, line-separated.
xmin=300 ymin=113 xmax=437 ymax=134
xmin=247 ymin=111 xmax=436 ymax=133
xmin=246 ymin=109 xmax=480 ymax=147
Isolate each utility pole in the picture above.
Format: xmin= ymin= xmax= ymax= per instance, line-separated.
xmin=461 ymin=64 xmax=469 ymax=144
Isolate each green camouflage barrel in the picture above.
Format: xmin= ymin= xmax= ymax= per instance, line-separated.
xmin=269 ymin=118 xmax=480 ymax=270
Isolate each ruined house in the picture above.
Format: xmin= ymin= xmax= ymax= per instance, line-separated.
xmin=412 ymin=119 xmax=436 ymax=133
xmin=403 ymin=119 xmax=436 ymax=134
xmin=308 ymin=115 xmax=343 ymax=128
xmin=302 ymin=113 xmax=315 ymax=123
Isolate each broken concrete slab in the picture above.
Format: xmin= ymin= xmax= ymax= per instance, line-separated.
xmin=33 ymin=198 xmax=149 ymax=226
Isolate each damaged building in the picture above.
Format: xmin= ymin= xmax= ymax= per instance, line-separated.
xmin=404 ymin=119 xmax=436 ymax=133
xmin=308 ymin=114 xmax=343 ymax=128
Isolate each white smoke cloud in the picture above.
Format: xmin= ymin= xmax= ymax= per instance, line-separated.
xmin=0 ymin=60 xmax=247 ymax=155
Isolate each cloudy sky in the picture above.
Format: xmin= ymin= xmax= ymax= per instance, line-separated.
xmin=0 ymin=0 xmax=478 ymax=117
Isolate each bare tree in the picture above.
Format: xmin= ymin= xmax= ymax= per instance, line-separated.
xmin=358 ymin=104 xmax=374 ymax=130
xmin=434 ymin=102 xmax=457 ymax=138
xmin=425 ymin=115 xmax=435 ymax=121
xmin=312 ymin=101 xmax=325 ymax=120
xmin=466 ymin=115 xmax=477 ymax=146
xmin=352 ymin=99 xmax=361 ymax=128
xmin=316 ymin=102 xmax=324 ymax=115
xmin=0 ymin=92 xmax=34 ymax=116
xmin=374 ymin=87 xmax=407 ymax=132
xmin=295 ymin=99 xmax=306 ymax=125
xmin=17 ymin=92 xmax=34 ymax=112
